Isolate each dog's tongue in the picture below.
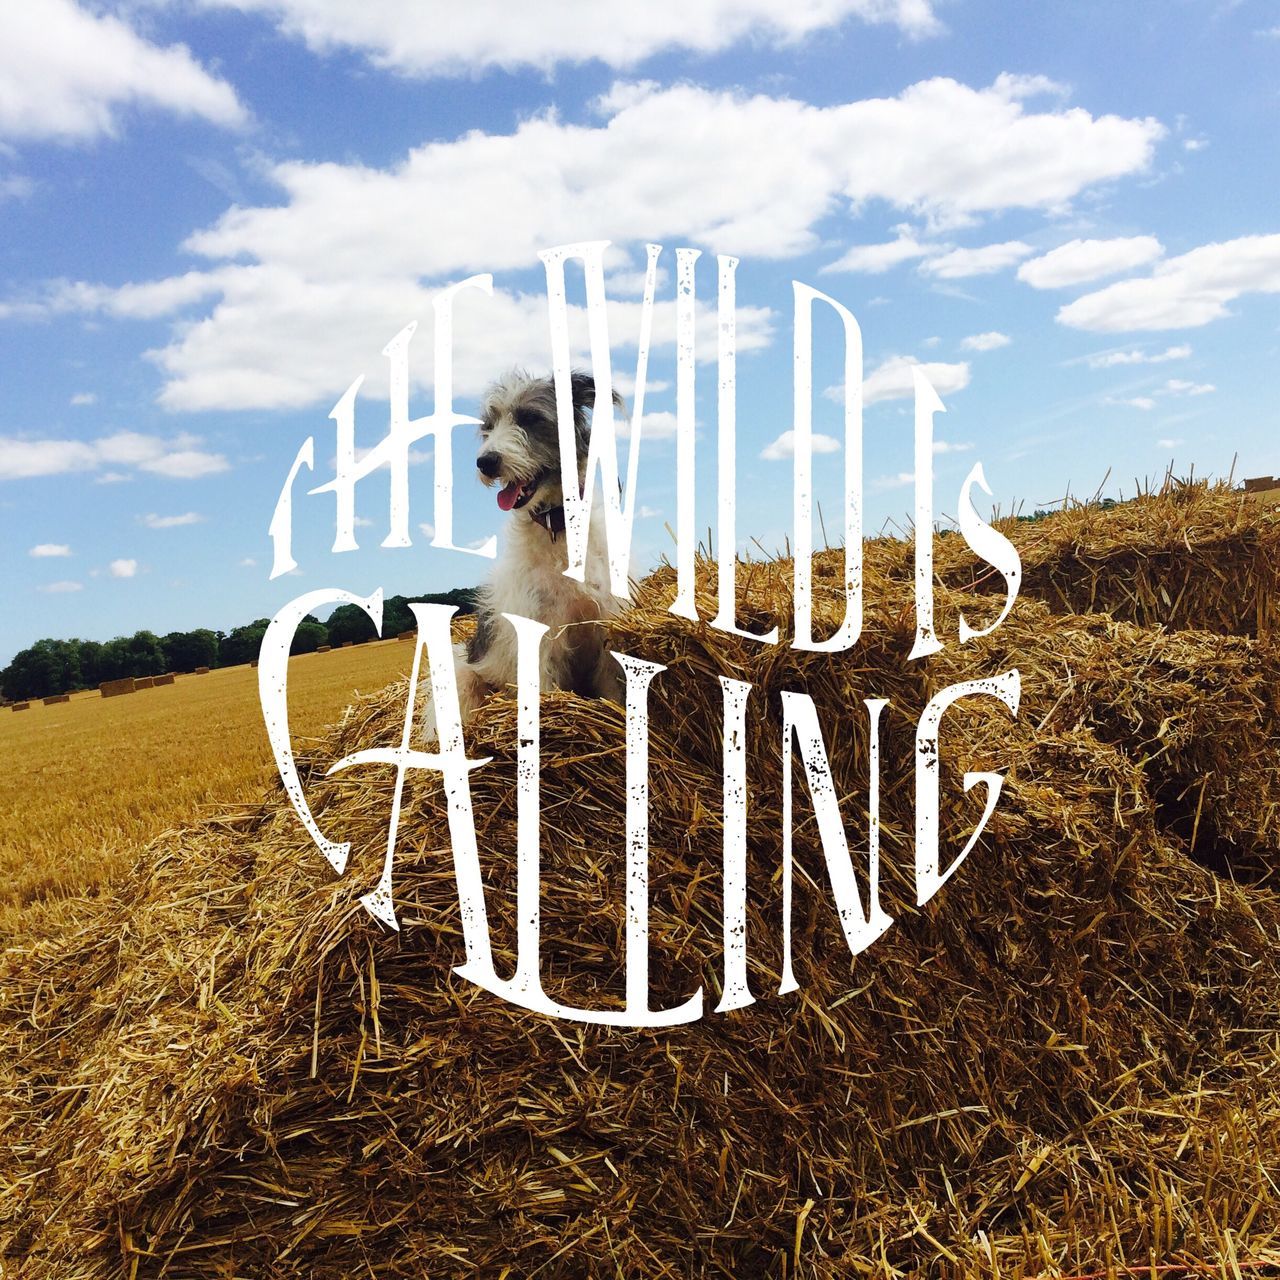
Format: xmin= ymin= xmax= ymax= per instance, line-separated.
xmin=496 ymin=481 xmax=520 ymax=511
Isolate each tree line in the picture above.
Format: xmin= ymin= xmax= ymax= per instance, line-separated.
xmin=1 ymin=588 xmax=479 ymax=702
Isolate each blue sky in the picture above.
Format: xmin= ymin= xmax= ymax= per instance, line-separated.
xmin=2 ymin=0 xmax=1278 ymax=666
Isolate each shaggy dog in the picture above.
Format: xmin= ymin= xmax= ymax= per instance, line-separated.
xmin=450 ymin=369 xmax=627 ymax=726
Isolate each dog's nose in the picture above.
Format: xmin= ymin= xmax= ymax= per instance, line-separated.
xmin=476 ymin=451 xmax=502 ymax=478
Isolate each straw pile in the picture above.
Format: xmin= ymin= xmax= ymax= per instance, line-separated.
xmin=98 ymin=678 xmax=135 ymax=698
xmin=2 ymin=481 xmax=1279 ymax=1278
xmin=927 ymin=480 xmax=1280 ymax=637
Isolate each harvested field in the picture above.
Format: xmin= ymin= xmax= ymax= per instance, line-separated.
xmin=1 ymin=481 xmax=1278 ymax=1278
xmin=0 ymin=640 xmax=419 ymax=925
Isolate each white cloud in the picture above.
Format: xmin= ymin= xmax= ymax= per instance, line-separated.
xmin=859 ymin=355 xmax=971 ymax=404
xmin=1017 ymin=235 xmax=1163 ymax=288
xmin=142 ymin=511 xmax=205 ymax=528
xmin=1108 ymin=395 xmax=1156 ymax=410
xmin=872 ymin=471 xmax=916 ymax=491
xmin=1058 ymin=233 xmax=1280 ymax=332
xmin=22 ymin=75 xmax=1162 ymax=412
xmin=921 ymin=240 xmax=1034 ymax=279
xmin=29 ymin=543 xmax=72 ymax=557
xmin=239 ymin=556 xmax=258 ymax=567
xmin=637 ymin=504 xmax=661 ymax=518
xmin=193 ymin=0 xmax=942 ymax=77
xmin=616 ymin=409 xmax=681 ymax=440
xmin=760 ymin=430 xmax=841 ymax=461
xmin=418 ymin=521 xmax=435 ymax=540
xmin=823 ymin=232 xmax=930 ymax=274
xmin=141 ymin=450 xmax=229 ymax=479
xmin=69 ymin=391 xmax=96 ymax=406
xmin=0 ymin=430 xmax=229 ymax=481
xmin=1085 ymin=343 xmax=1191 ymax=368
xmin=109 ymin=558 xmax=138 ymax=579
xmin=38 ymin=579 xmax=83 ymax=594
xmin=0 ymin=0 xmax=246 ymax=144
xmin=0 ymin=174 xmax=35 ymax=201
xmin=1163 ymin=378 xmax=1214 ymax=396
xmin=1157 ymin=437 xmax=1183 ymax=448
xmin=960 ymin=331 xmax=1010 ymax=352
xmin=932 ymin=439 xmax=974 ymax=454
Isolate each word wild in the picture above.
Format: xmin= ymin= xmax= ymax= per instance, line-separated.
xmin=261 ymin=241 xmax=1023 ymax=1027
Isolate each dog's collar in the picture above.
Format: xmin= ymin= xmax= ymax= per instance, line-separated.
xmin=530 ymin=505 xmax=567 ymax=539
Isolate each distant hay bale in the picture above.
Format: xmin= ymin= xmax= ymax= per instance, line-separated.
xmin=98 ymin=678 xmax=135 ymax=698
xmin=5 ymin=495 xmax=1280 ymax=1277
xmin=133 ymin=676 xmax=154 ymax=690
xmin=41 ymin=694 xmax=70 ymax=706
xmin=250 ymin=659 xmax=259 ymax=668
xmin=341 ymin=640 xmax=354 ymax=648
xmin=153 ymin=674 xmax=175 ymax=687
xmin=10 ymin=701 xmax=30 ymax=711
xmin=194 ymin=666 xmax=211 ymax=675
xmin=317 ymin=644 xmax=331 ymax=653
xmin=397 ymin=630 xmax=415 ymax=641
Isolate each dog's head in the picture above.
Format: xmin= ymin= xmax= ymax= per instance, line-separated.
xmin=476 ymin=369 xmax=624 ymax=516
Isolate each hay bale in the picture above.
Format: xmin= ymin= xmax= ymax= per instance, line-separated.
xmin=41 ymin=694 xmax=70 ymax=706
xmin=153 ymin=674 xmax=175 ymax=687
xmin=10 ymin=701 xmax=30 ymax=711
xmin=98 ymin=678 xmax=135 ymax=698
xmin=4 ymin=536 xmax=1280 ymax=1279
xmin=397 ymin=630 xmax=415 ymax=641
xmin=930 ymin=479 xmax=1280 ymax=637
xmin=194 ymin=666 xmax=210 ymax=675
xmin=341 ymin=640 xmax=354 ymax=648
xmin=133 ymin=676 xmax=155 ymax=690
xmin=317 ymin=644 xmax=331 ymax=653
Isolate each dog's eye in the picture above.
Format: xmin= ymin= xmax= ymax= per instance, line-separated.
xmin=512 ymin=407 xmax=544 ymax=432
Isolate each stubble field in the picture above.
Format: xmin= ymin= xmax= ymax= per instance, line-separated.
xmin=0 ymin=640 xmax=416 ymax=931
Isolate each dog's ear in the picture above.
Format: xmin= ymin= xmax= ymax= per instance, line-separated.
xmin=570 ymin=371 xmax=627 ymax=414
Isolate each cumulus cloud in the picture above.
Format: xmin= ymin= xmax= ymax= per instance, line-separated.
xmin=38 ymin=580 xmax=83 ymax=594
xmin=920 ymin=240 xmax=1034 ymax=278
xmin=142 ymin=511 xmax=205 ymax=528
xmin=760 ymin=430 xmax=841 ymax=461
xmin=0 ymin=431 xmax=229 ymax=481
xmin=15 ymin=75 xmax=1162 ymax=413
xmin=109 ymin=558 xmax=138 ymax=579
xmin=29 ymin=543 xmax=72 ymax=557
xmin=857 ymin=355 xmax=971 ymax=405
xmin=823 ymin=232 xmax=931 ymax=274
xmin=69 ymin=391 xmax=96 ymax=406
xmin=1017 ymin=235 xmax=1163 ymax=288
xmin=1085 ymin=343 xmax=1191 ymax=368
xmin=192 ymin=0 xmax=942 ymax=76
xmin=1058 ymin=233 xmax=1280 ymax=332
xmin=1163 ymin=378 xmax=1214 ymax=396
xmin=960 ymin=331 xmax=1010 ymax=351
xmin=0 ymin=0 xmax=246 ymax=144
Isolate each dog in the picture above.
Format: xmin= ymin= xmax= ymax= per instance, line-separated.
xmin=447 ymin=368 xmax=628 ymax=728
